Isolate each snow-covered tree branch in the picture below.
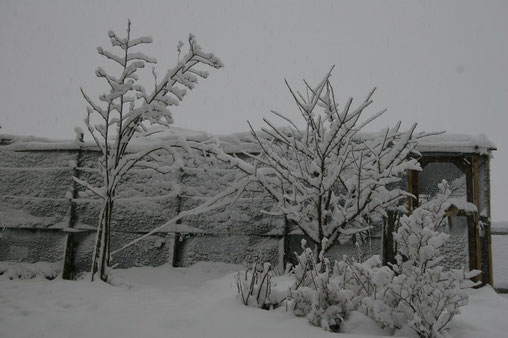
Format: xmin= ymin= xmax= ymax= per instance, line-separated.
xmin=77 ymin=20 xmax=223 ymax=282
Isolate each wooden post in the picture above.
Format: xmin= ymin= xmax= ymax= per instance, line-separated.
xmin=282 ymin=216 xmax=290 ymax=269
xmin=407 ymin=169 xmax=419 ymax=213
xmin=484 ymin=155 xmax=494 ymax=286
xmin=477 ymin=155 xmax=494 ymax=286
xmin=172 ymin=232 xmax=181 ymax=267
xmin=171 ymin=167 xmax=184 ymax=267
xmin=465 ymin=161 xmax=481 ymax=282
xmin=466 ymin=215 xmax=478 ymax=274
xmin=486 ymin=222 xmax=494 ymax=286
xmin=472 ymin=155 xmax=484 ymax=284
xmin=61 ymin=233 xmax=74 ymax=280
xmin=383 ymin=211 xmax=396 ymax=265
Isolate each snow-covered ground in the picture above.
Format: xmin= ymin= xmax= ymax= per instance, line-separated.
xmin=1 ymin=262 xmax=508 ymax=338
xmin=492 ymin=221 xmax=508 ymax=232
xmin=492 ymin=221 xmax=508 ymax=289
xmin=493 ymin=234 xmax=508 ymax=289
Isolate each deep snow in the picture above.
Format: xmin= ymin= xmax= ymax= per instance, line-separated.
xmin=1 ymin=262 xmax=508 ymax=338
xmin=493 ymin=234 xmax=508 ymax=289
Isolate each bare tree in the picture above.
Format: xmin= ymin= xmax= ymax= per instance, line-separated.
xmin=237 ymin=69 xmax=424 ymax=256
xmin=77 ymin=21 xmax=223 ymax=281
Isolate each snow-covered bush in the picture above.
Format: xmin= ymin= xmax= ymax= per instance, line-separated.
xmin=288 ymin=245 xmax=395 ymax=332
xmin=344 ymin=181 xmax=478 ymax=337
xmin=288 ymin=240 xmax=355 ymax=332
xmin=236 ymin=240 xmax=354 ymax=330
xmin=342 ymin=255 xmax=397 ymax=329
xmin=244 ymin=181 xmax=478 ymax=337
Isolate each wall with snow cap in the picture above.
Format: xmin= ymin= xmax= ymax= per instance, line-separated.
xmin=0 ymin=141 xmax=284 ymax=273
xmin=0 ymin=148 xmax=181 ymax=272
xmin=0 ymin=131 xmax=494 ymax=276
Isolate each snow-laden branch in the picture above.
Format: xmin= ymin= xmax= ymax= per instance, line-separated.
xmin=239 ymin=70 xmax=423 ymax=254
xmin=76 ymin=21 xmax=223 ymax=282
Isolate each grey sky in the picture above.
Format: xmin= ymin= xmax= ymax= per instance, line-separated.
xmin=1 ymin=0 xmax=507 ymax=219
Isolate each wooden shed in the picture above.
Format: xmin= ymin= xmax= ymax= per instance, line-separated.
xmin=392 ymin=134 xmax=496 ymax=285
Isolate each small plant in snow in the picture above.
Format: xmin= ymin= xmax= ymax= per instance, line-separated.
xmin=236 ymin=261 xmax=274 ymax=309
xmin=287 ymin=242 xmax=397 ymax=333
xmin=288 ymin=239 xmax=355 ymax=332
xmin=78 ymin=20 xmax=223 ymax=281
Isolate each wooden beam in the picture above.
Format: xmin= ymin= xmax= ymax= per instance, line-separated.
xmin=407 ymin=169 xmax=419 ymax=212
xmin=283 ymin=216 xmax=290 ymax=269
xmin=486 ymin=222 xmax=494 ymax=286
xmin=466 ymin=216 xmax=477 ymax=273
xmin=472 ymin=155 xmax=483 ymax=284
xmin=61 ymin=233 xmax=74 ymax=280
xmin=465 ymin=167 xmax=480 ymax=281
xmin=383 ymin=211 xmax=396 ymax=265
xmin=484 ymin=155 xmax=494 ymax=286
xmin=172 ymin=169 xmax=184 ymax=267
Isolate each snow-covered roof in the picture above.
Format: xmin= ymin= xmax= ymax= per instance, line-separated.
xmin=445 ymin=198 xmax=478 ymax=215
xmin=0 ymin=129 xmax=496 ymax=155
xmin=414 ymin=133 xmax=496 ymax=155
xmin=0 ymin=134 xmax=81 ymax=150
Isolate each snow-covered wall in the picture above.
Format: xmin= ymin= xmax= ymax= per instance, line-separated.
xmin=0 ymin=229 xmax=66 ymax=263
xmin=0 ymin=132 xmax=494 ymax=276
xmin=0 ymin=145 xmax=283 ymax=273
xmin=0 ymin=150 xmax=73 ymax=266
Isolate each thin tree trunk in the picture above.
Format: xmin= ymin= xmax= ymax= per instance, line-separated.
xmin=91 ymin=196 xmax=113 ymax=282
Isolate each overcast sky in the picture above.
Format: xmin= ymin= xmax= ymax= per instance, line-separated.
xmin=1 ymin=0 xmax=507 ymax=219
